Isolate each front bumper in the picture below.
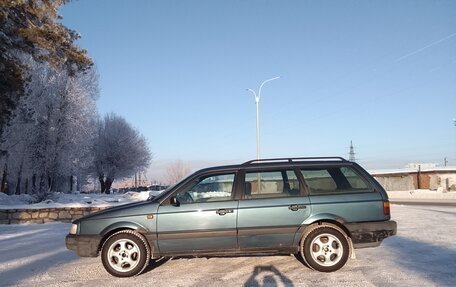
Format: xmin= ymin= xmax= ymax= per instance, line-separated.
xmin=346 ymin=220 xmax=397 ymax=249
xmin=65 ymin=234 xmax=102 ymax=257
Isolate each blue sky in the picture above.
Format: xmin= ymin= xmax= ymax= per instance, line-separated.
xmin=60 ymin=0 xmax=456 ymax=177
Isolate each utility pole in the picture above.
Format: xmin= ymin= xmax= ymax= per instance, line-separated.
xmin=444 ymin=157 xmax=448 ymax=167
xmin=349 ymin=140 xmax=356 ymax=162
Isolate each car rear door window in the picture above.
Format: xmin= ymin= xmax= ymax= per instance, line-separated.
xmin=244 ymin=170 xmax=300 ymax=199
xmin=301 ymin=166 xmax=372 ymax=194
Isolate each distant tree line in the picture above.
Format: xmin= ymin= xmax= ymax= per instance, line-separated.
xmin=165 ymin=160 xmax=191 ymax=185
xmin=0 ymin=1 xmax=151 ymax=195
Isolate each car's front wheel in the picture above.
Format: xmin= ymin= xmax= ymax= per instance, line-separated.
xmin=299 ymin=225 xmax=349 ymax=272
xmin=101 ymin=230 xmax=150 ymax=277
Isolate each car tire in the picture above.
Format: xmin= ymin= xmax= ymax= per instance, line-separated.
xmin=101 ymin=230 xmax=150 ymax=277
xmin=299 ymin=225 xmax=349 ymax=272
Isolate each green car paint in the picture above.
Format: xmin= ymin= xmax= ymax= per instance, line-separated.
xmin=66 ymin=157 xmax=397 ymax=274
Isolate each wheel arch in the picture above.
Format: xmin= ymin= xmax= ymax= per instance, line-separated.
xmin=294 ymin=214 xmax=352 ymax=247
xmin=313 ymin=219 xmax=351 ymax=239
xmin=98 ymin=222 xmax=151 ymax=253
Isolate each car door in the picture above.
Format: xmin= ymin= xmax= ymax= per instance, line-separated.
xmin=237 ymin=168 xmax=311 ymax=251
xmin=156 ymin=172 xmax=239 ymax=254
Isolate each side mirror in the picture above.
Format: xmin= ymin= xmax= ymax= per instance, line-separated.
xmin=170 ymin=196 xmax=180 ymax=207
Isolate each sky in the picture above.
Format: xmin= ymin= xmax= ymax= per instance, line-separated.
xmin=60 ymin=0 xmax=456 ymax=180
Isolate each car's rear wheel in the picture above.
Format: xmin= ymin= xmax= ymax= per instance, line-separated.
xmin=299 ymin=226 xmax=349 ymax=272
xmin=101 ymin=230 xmax=150 ymax=277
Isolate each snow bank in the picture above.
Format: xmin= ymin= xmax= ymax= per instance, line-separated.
xmin=0 ymin=192 xmax=39 ymax=205
xmin=0 ymin=190 xmax=164 ymax=210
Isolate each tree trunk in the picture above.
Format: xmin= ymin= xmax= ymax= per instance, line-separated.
xmin=99 ymin=174 xmax=106 ymax=194
xmin=15 ymin=160 xmax=24 ymax=195
xmin=105 ymin=178 xmax=113 ymax=194
xmin=15 ymin=176 xmax=21 ymax=195
xmin=47 ymin=174 xmax=52 ymax=193
xmin=76 ymin=175 xmax=81 ymax=192
xmin=32 ymin=174 xmax=36 ymax=194
xmin=1 ymin=163 xmax=7 ymax=193
xmin=70 ymin=175 xmax=73 ymax=193
xmin=25 ymin=178 xmax=29 ymax=194
xmin=39 ymin=174 xmax=45 ymax=193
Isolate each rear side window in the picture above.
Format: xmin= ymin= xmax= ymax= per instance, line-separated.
xmin=300 ymin=166 xmax=372 ymax=194
xmin=244 ymin=170 xmax=300 ymax=199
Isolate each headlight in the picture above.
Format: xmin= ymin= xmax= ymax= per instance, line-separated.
xmin=69 ymin=223 xmax=78 ymax=235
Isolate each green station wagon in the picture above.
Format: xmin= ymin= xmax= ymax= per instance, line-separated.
xmin=66 ymin=157 xmax=397 ymax=277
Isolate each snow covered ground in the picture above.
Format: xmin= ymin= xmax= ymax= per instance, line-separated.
xmin=0 ymin=204 xmax=455 ymax=287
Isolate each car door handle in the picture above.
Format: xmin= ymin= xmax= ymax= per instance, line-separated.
xmin=288 ymin=204 xmax=306 ymax=211
xmin=216 ymin=208 xmax=234 ymax=216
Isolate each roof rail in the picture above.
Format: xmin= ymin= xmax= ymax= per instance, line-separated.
xmin=242 ymin=157 xmax=348 ymax=165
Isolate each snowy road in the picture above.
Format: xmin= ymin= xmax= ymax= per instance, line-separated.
xmin=1 ymin=205 xmax=455 ymax=287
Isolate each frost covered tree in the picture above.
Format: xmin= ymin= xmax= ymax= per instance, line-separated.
xmin=93 ymin=114 xmax=151 ymax=194
xmin=0 ymin=0 xmax=94 ymax=195
xmin=0 ymin=57 xmax=99 ymax=194
xmin=0 ymin=0 xmax=92 ymax=138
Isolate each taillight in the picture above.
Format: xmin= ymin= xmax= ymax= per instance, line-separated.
xmin=383 ymin=201 xmax=390 ymax=215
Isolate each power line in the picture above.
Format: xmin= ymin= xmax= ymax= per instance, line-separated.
xmin=394 ymin=32 xmax=456 ymax=63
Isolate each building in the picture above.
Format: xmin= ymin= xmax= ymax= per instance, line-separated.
xmin=371 ymin=167 xmax=456 ymax=191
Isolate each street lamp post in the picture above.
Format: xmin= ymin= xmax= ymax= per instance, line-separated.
xmin=246 ymin=76 xmax=280 ymax=160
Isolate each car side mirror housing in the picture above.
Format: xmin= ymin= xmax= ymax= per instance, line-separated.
xmin=170 ymin=196 xmax=180 ymax=207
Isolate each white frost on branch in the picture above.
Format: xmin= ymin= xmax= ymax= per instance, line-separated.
xmin=0 ymin=56 xmax=99 ymax=194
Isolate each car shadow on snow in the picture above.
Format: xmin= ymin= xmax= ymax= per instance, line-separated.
xmin=143 ymin=256 xmax=172 ymax=273
xmin=142 ymin=254 xmax=296 ymax=287
xmin=244 ymin=265 xmax=294 ymax=287
xmin=142 ymin=254 xmax=293 ymax=273
xmin=384 ymin=236 xmax=456 ymax=287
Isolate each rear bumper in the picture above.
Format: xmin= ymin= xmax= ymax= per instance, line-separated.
xmin=346 ymin=220 xmax=397 ymax=249
xmin=65 ymin=234 xmax=102 ymax=257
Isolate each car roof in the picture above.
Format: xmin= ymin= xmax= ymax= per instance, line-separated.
xmin=194 ymin=157 xmax=353 ymax=174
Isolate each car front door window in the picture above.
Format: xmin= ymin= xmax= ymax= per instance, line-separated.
xmin=176 ymin=173 xmax=235 ymax=204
